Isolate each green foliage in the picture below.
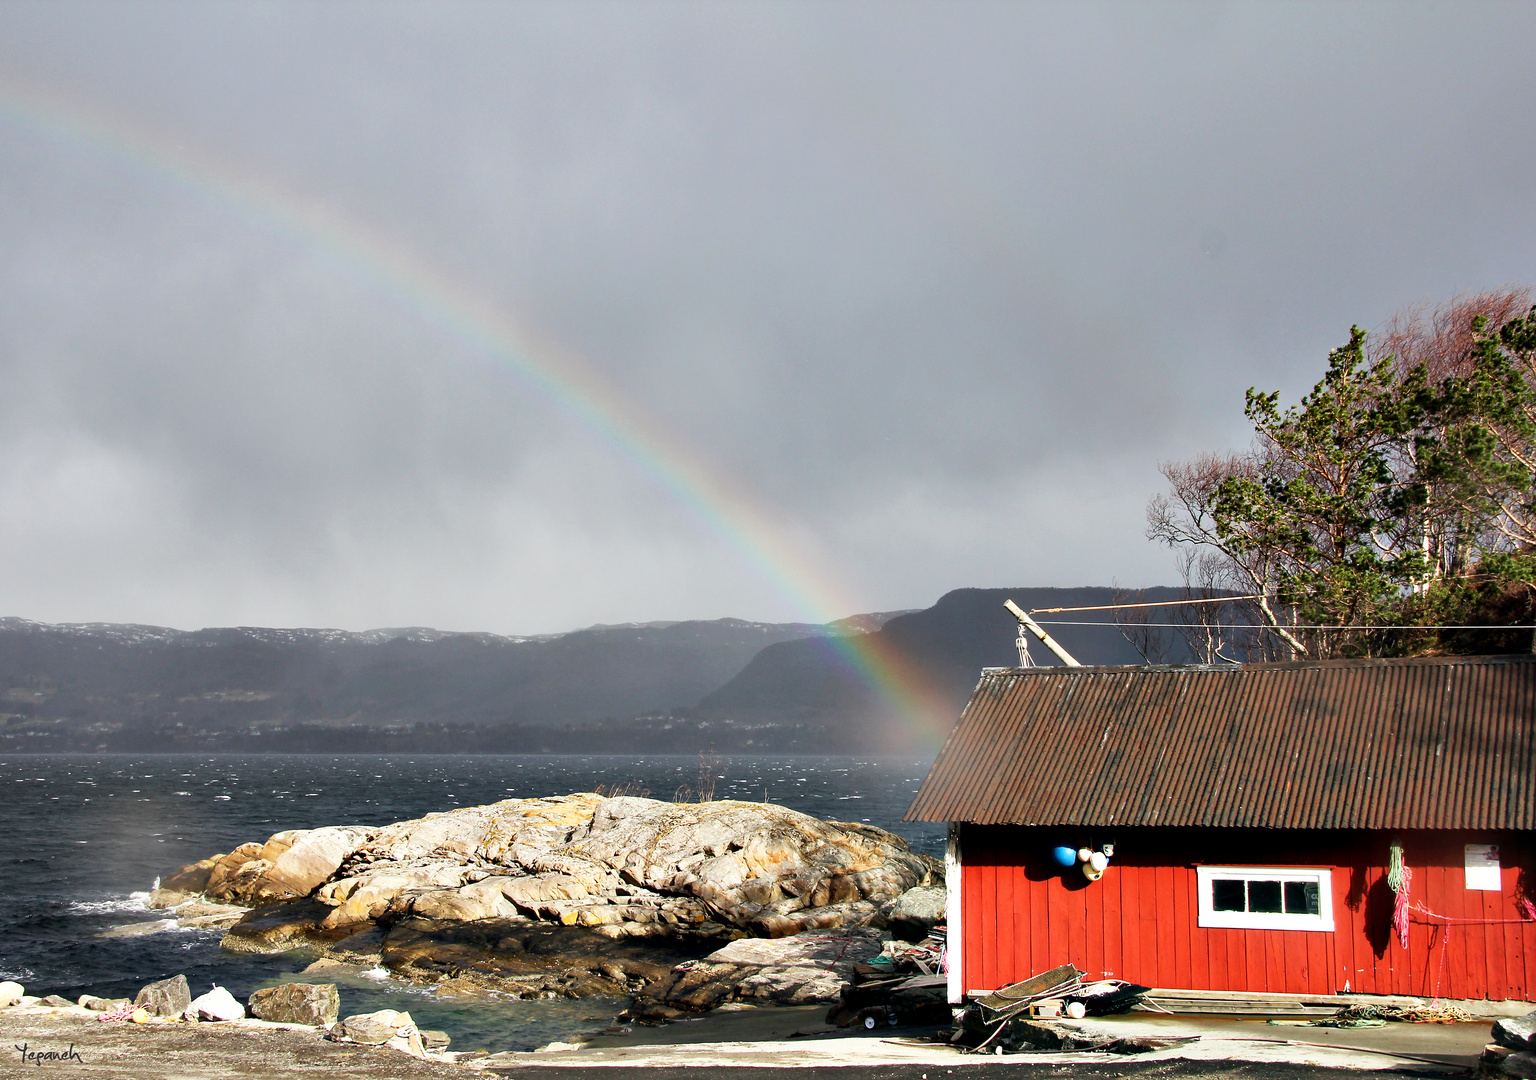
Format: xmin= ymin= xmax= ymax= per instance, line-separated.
xmin=1150 ymin=302 xmax=1536 ymax=659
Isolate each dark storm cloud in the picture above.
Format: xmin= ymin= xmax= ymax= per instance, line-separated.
xmin=0 ymin=1 xmax=1532 ymax=633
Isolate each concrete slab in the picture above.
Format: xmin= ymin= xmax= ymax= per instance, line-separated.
xmin=486 ymin=1009 xmax=1492 ymax=1072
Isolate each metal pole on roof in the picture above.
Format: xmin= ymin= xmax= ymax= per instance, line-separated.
xmin=1004 ymin=599 xmax=1082 ymax=667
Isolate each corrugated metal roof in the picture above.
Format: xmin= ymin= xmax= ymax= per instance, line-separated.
xmin=904 ymin=655 xmax=1536 ymax=829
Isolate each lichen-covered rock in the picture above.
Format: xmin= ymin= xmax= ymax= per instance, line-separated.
xmin=134 ymin=974 xmax=190 ymax=1018
xmin=246 ymin=827 xmax=372 ymax=903
xmin=248 ymin=982 xmax=340 ymax=1026
xmin=567 ymin=798 xmax=933 ymax=930
xmin=203 ymin=843 xmax=268 ymax=902
xmin=409 ymin=879 xmax=519 ymax=922
xmin=167 ymin=790 xmax=939 ymax=1005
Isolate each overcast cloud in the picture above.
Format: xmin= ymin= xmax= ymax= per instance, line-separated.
xmin=0 ymin=0 xmax=1532 ymax=635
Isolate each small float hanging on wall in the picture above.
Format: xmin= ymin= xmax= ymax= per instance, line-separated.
xmin=1051 ymin=843 xmax=1114 ymax=881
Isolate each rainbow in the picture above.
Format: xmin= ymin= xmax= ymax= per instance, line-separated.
xmin=0 ymin=71 xmax=954 ymax=747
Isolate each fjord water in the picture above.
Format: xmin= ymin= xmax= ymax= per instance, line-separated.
xmin=0 ymin=754 xmax=944 ymax=1051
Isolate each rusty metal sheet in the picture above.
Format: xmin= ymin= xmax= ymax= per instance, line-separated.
xmin=904 ymin=655 xmax=1536 ymax=829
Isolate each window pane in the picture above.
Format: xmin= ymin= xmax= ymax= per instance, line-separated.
xmin=1247 ymin=880 xmax=1283 ymax=913
xmin=1285 ymin=880 xmax=1320 ymax=915
xmin=1212 ymin=879 xmax=1246 ymax=912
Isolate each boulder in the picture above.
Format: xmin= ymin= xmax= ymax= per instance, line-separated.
xmin=640 ymin=926 xmax=886 ymax=1014
xmin=185 ymin=985 xmax=245 ymax=1022
xmin=0 ymin=982 xmax=22 ymax=1007
xmin=338 ymin=1008 xmax=416 ymax=1045
xmin=1497 ymin=1012 xmax=1536 ymax=1051
xmin=134 ymin=975 xmax=191 ymax=1018
xmin=887 ymin=884 xmax=946 ymax=942
xmin=248 ymin=982 xmax=340 ymax=1026
xmin=79 ymin=995 xmax=129 ymax=1011
xmin=38 ymin=995 xmax=72 ymax=1008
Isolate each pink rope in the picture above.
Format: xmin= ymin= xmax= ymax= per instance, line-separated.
xmin=95 ymin=1000 xmax=137 ymax=1023
xmin=1391 ymin=865 xmax=1412 ymax=949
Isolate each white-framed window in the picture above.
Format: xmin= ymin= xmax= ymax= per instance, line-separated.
xmin=1196 ymin=865 xmax=1334 ymax=931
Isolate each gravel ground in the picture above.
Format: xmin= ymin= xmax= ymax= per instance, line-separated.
xmin=0 ymin=1003 xmax=1480 ymax=1080
xmin=0 ymin=1007 xmax=467 ymax=1079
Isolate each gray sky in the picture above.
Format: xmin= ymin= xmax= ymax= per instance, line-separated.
xmin=0 ymin=0 xmax=1532 ymax=635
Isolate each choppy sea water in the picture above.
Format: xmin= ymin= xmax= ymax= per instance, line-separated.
xmin=0 ymin=754 xmax=943 ymax=1051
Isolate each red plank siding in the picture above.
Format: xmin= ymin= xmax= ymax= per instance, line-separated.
xmin=960 ymin=825 xmax=1536 ymax=1000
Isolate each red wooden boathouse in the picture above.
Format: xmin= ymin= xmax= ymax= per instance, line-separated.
xmin=905 ymin=655 xmax=1536 ymax=1004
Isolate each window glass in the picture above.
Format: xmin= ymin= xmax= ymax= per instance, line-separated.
xmin=1285 ymin=880 xmax=1320 ymax=915
xmin=1247 ymin=879 xmax=1283 ymax=913
xmin=1212 ymin=879 xmax=1245 ymax=912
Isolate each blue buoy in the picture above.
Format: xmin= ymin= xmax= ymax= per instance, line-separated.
xmin=1051 ymin=845 xmax=1077 ymax=867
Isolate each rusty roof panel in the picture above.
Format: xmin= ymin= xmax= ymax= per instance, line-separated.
xmin=905 ymin=655 xmax=1536 ymax=829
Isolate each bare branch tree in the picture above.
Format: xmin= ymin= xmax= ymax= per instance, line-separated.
xmin=1111 ymin=583 xmax=1174 ymax=664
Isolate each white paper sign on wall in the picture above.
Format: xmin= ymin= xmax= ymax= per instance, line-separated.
xmin=1465 ymin=844 xmax=1501 ymax=891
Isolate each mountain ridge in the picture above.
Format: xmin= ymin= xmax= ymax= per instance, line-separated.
xmin=0 ymin=590 xmax=1181 ymax=753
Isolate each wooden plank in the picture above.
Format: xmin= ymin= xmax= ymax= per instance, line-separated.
xmin=1012 ymin=861 xmax=1033 ymax=987
xmin=1029 ymin=863 xmax=1050 ymax=979
xmin=1171 ymin=864 xmax=1192 ymax=990
xmin=1282 ymin=928 xmax=1307 ymax=994
xmin=1485 ymin=865 xmax=1508 ymax=1001
xmin=1264 ymin=929 xmax=1285 ymax=994
xmin=966 ymin=859 xmax=987 ymax=994
xmin=995 ymin=857 xmax=1015 ymax=989
xmin=1046 ymin=866 xmax=1068 ymax=981
xmin=1445 ymin=857 xmax=1478 ymax=1001
xmin=1082 ymin=859 xmax=1105 ymax=980
xmin=1227 ymin=926 xmax=1246 ymax=993
xmin=1139 ymin=865 xmax=1161 ymax=987
xmin=1154 ymin=864 xmax=1176 ymax=988
xmin=1102 ymin=854 xmax=1124 ymax=982
xmin=1307 ymin=930 xmax=1331 ymax=995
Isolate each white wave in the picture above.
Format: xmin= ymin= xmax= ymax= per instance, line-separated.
xmin=0 ymin=968 xmax=36 ymax=982
xmin=360 ymin=967 xmax=390 ymax=980
xmin=69 ymin=891 xmax=151 ymax=915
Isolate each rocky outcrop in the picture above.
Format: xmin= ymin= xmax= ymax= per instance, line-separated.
xmin=156 ymin=792 xmax=939 ymax=1011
